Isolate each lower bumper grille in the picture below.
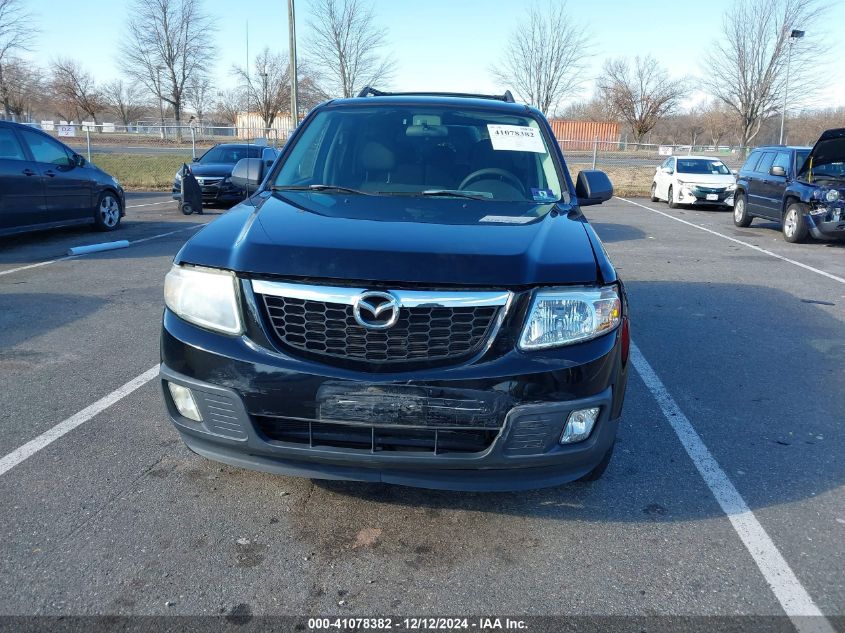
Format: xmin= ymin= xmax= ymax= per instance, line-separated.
xmin=254 ymin=417 xmax=498 ymax=454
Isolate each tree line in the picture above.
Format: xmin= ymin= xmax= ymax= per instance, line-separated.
xmin=0 ymin=0 xmax=838 ymax=147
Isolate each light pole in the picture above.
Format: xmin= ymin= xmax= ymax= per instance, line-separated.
xmin=779 ymin=29 xmax=804 ymax=145
xmin=288 ymin=0 xmax=299 ymax=130
xmin=156 ymin=65 xmax=165 ymax=139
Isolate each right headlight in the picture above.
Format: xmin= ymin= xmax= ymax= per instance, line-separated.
xmin=519 ymin=286 xmax=621 ymax=350
xmin=164 ymin=265 xmax=243 ymax=335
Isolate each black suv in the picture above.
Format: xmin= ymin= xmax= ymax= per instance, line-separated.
xmin=171 ymin=143 xmax=279 ymax=206
xmin=733 ymin=129 xmax=845 ymax=242
xmin=160 ymin=89 xmax=628 ymax=491
xmin=0 ymin=120 xmax=125 ymax=236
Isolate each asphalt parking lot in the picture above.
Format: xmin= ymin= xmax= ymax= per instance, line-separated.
xmin=0 ymin=193 xmax=842 ymax=630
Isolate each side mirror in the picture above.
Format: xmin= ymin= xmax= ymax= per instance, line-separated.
xmin=73 ymin=154 xmax=86 ymax=167
xmin=662 ymin=167 xmax=674 ymax=174
xmin=575 ymin=170 xmax=613 ymax=207
xmin=230 ymin=158 xmax=265 ymax=193
xmin=192 ymin=157 xmax=200 ymax=162
xmin=770 ymin=165 xmax=786 ymax=177
xmin=731 ymin=169 xmax=738 ymax=175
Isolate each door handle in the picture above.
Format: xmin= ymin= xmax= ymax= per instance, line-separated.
xmin=44 ymin=170 xmax=56 ymax=178
xmin=22 ymin=168 xmax=36 ymax=176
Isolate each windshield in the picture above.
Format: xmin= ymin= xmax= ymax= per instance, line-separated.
xmin=676 ymin=158 xmax=731 ymax=175
xmin=199 ymin=145 xmax=263 ymax=164
xmin=274 ymin=106 xmax=565 ymax=203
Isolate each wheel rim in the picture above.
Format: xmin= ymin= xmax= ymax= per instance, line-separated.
xmin=668 ymin=186 xmax=673 ymax=203
xmin=651 ymin=183 xmax=656 ymax=197
xmin=734 ymin=198 xmax=744 ymax=222
xmin=100 ymin=196 xmax=119 ymax=227
xmin=784 ymin=209 xmax=797 ymax=237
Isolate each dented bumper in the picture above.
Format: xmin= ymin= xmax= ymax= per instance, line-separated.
xmin=160 ymin=308 xmax=628 ymax=491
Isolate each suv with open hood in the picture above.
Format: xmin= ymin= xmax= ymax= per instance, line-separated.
xmin=733 ymin=128 xmax=845 ymax=242
xmin=159 ymin=89 xmax=628 ymax=491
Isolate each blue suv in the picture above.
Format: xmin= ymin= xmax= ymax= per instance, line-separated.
xmin=159 ymin=89 xmax=627 ymax=491
xmin=733 ymin=129 xmax=845 ymax=242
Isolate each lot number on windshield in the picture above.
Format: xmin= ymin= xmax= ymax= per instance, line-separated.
xmin=487 ymin=124 xmax=545 ymax=153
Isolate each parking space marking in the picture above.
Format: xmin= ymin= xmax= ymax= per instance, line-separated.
xmin=615 ymin=197 xmax=845 ymax=285
xmin=0 ymin=225 xmax=201 ymax=278
xmin=0 ymin=366 xmax=158 ymax=477
xmin=126 ymin=200 xmax=174 ymax=209
xmin=631 ymin=343 xmax=834 ymax=633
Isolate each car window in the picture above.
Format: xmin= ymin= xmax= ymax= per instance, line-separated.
xmin=19 ymin=130 xmax=73 ymax=166
xmin=772 ymin=152 xmax=791 ymax=174
xmin=199 ymin=145 xmax=263 ymax=164
xmin=0 ymin=128 xmax=27 ymax=160
xmin=675 ymin=158 xmax=731 ymax=174
xmin=741 ymin=151 xmax=761 ymax=172
xmin=274 ymin=106 xmax=565 ymax=204
xmin=755 ymin=152 xmax=776 ymax=175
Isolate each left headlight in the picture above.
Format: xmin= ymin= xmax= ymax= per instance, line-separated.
xmin=519 ymin=285 xmax=622 ymax=350
xmin=164 ymin=265 xmax=243 ymax=335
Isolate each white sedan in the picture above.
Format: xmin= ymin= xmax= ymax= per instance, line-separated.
xmin=651 ymin=156 xmax=737 ymax=209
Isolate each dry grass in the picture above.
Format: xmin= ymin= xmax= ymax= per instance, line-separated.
xmin=90 ymin=153 xmax=191 ymax=191
xmin=569 ymin=163 xmax=654 ymax=198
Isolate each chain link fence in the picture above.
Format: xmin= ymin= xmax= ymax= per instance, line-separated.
xmin=560 ymin=139 xmax=748 ymax=197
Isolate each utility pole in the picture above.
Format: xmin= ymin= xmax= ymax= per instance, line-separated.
xmin=288 ymin=0 xmax=299 ymax=130
xmin=779 ymin=29 xmax=804 ymax=145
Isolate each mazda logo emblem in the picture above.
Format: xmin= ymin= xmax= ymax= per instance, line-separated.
xmin=353 ymin=291 xmax=400 ymax=330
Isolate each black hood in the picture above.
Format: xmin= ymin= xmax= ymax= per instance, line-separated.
xmin=190 ymin=163 xmax=237 ymax=178
xmin=176 ymin=193 xmax=600 ymax=287
xmin=799 ymin=127 xmax=845 ymax=175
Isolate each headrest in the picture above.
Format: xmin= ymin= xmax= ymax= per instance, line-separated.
xmin=361 ymin=141 xmax=395 ymax=171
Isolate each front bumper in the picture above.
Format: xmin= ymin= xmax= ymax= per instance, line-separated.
xmin=171 ymin=180 xmax=245 ymax=204
xmin=807 ymin=211 xmax=845 ymax=240
xmin=160 ymin=306 xmax=628 ymax=491
xmin=678 ymin=186 xmax=734 ymax=206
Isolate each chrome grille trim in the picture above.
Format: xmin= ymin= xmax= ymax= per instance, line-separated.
xmin=251 ymin=280 xmax=510 ymax=308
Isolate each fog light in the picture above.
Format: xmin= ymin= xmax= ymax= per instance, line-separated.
xmin=167 ymin=382 xmax=202 ymax=422
xmin=560 ymin=407 xmax=600 ymax=444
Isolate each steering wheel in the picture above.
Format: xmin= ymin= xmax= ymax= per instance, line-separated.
xmin=459 ymin=168 xmax=524 ymax=194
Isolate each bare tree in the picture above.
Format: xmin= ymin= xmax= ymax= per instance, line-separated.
xmin=699 ymin=100 xmax=737 ymax=147
xmin=0 ymin=0 xmax=36 ymax=116
xmin=702 ymin=0 xmax=826 ymax=149
xmin=214 ymin=88 xmax=246 ymax=127
xmin=102 ymin=79 xmax=148 ymax=126
xmin=557 ymin=97 xmax=617 ymax=122
xmin=186 ymin=75 xmax=213 ymax=122
xmin=306 ymin=0 xmax=394 ymax=98
xmin=233 ymin=47 xmax=291 ymax=129
xmin=120 ymin=0 xmax=216 ymax=138
xmin=597 ymin=55 xmax=686 ymax=144
xmin=52 ymin=58 xmax=104 ymax=125
xmin=491 ymin=1 xmax=591 ymax=115
xmin=2 ymin=59 xmax=45 ymax=119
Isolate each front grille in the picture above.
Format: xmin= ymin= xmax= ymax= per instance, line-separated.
xmin=255 ymin=417 xmax=498 ymax=454
xmin=259 ymin=295 xmax=500 ymax=365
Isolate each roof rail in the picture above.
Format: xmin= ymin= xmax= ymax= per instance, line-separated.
xmin=356 ymin=86 xmax=515 ymax=103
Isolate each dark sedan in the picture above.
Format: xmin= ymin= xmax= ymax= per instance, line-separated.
xmin=0 ymin=121 xmax=125 ymax=237
xmin=172 ymin=143 xmax=279 ymax=206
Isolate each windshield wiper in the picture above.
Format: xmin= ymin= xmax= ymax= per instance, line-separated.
xmin=378 ymin=189 xmax=491 ymax=200
xmin=272 ymin=184 xmax=371 ymax=195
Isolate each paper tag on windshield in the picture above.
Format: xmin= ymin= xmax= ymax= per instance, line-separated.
xmin=487 ymin=125 xmax=546 ymax=153
xmin=479 ymin=215 xmax=534 ymax=224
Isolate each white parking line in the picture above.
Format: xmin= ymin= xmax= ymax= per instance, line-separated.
xmin=0 ymin=225 xmax=201 ymax=278
xmin=615 ymin=197 xmax=845 ymax=285
xmin=126 ymin=200 xmax=174 ymax=209
xmin=631 ymin=343 xmax=834 ymax=633
xmin=0 ymin=366 xmax=159 ymax=477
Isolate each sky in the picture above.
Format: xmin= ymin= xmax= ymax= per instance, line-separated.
xmin=22 ymin=0 xmax=845 ymax=111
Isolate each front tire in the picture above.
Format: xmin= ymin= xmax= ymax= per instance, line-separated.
xmin=783 ymin=203 xmax=809 ymax=243
xmin=667 ymin=185 xmax=678 ymax=209
xmin=733 ymin=193 xmax=752 ymax=227
xmin=94 ymin=192 xmax=122 ymax=231
xmin=650 ymin=182 xmax=659 ymax=202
